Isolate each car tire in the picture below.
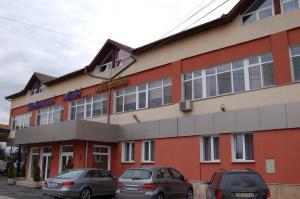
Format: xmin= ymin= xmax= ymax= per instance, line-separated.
xmin=80 ymin=188 xmax=93 ymax=199
xmin=186 ymin=188 xmax=193 ymax=199
xmin=157 ymin=193 xmax=165 ymax=199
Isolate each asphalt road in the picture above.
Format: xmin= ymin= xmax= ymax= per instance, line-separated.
xmin=0 ymin=176 xmax=115 ymax=199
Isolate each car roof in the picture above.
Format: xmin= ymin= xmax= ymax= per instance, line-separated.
xmin=127 ymin=166 xmax=174 ymax=171
xmin=217 ymin=169 xmax=259 ymax=175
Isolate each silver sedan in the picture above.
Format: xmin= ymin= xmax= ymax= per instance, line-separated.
xmin=43 ymin=168 xmax=117 ymax=199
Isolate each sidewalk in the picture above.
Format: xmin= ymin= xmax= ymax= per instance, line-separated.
xmin=0 ymin=196 xmax=14 ymax=199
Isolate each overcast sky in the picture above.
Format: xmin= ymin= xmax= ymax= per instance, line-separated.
xmin=0 ymin=0 xmax=239 ymax=124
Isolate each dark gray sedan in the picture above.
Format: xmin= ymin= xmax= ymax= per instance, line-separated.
xmin=43 ymin=168 xmax=117 ymax=199
xmin=116 ymin=166 xmax=193 ymax=199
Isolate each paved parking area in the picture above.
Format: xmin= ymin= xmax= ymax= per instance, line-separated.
xmin=0 ymin=176 xmax=115 ymax=199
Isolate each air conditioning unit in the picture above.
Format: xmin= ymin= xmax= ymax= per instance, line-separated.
xmin=179 ymin=100 xmax=193 ymax=112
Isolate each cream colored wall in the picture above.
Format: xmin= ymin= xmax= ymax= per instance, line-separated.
xmin=10 ymin=9 xmax=300 ymax=109
xmin=95 ymin=83 xmax=300 ymax=125
xmin=11 ymin=74 xmax=105 ymax=109
xmin=122 ymin=9 xmax=300 ymax=76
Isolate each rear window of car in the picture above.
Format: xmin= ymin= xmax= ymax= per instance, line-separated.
xmin=57 ymin=170 xmax=84 ymax=179
xmin=220 ymin=173 xmax=267 ymax=189
xmin=121 ymin=169 xmax=152 ymax=180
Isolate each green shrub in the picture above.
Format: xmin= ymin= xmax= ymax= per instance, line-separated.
xmin=33 ymin=166 xmax=41 ymax=182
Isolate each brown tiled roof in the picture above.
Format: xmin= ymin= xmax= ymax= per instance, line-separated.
xmin=6 ymin=0 xmax=254 ymax=100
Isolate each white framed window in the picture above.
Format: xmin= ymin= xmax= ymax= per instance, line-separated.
xmin=116 ymin=78 xmax=172 ymax=113
xmin=242 ymin=0 xmax=274 ymax=25
xmin=37 ymin=104 xmax=64 ymax=126
xmin=93 ymin=145 xmax=111 ymax=170
xmin=70 ymin=93 xmax=107 ymax=120
xmin=182 ymin=52 xmax=274 ymax=101
xmin=11 ymin=112 xmax=32 ymax=130
xmin=281 ymin=0 xmax=300 ymax=13
xmin=290 ymin=45 xmax=300 ymax=82
xmin=122 ymin=142 xmax=135 ymax=163
xmin=59 ymin=145 xmax=73 ymax=173
xmin=142 ymin=140 xmax=155 ymax=163
xmin=200 ymin=136 xmax=220 ymax=162
xmin=232 ymin=133 xmax=254 ymax=162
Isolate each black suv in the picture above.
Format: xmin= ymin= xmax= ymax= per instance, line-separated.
xmin=206 ymin=169 xmax=270 ymax=199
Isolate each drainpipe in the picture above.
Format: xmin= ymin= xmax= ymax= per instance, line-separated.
xmin=84 ymin=141 xmax=88 ymax=168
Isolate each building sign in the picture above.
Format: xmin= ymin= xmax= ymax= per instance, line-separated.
xmin=28 ymin=97 xmax=56 ymax=110
xmin=96 ymin=78 xmax=129 ymax=93
xmin=63 ymin=90 xmax=81 ymax=101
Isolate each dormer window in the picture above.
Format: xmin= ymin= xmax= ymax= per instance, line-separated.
xmin=99 ymin=62 xmax=113 ymax=72
xmin=242 ymin=0 xmax=274 ymax=25
xmin=30 ymin=83 xmax=46 ymax=95
xmin=281 ymin=0 xmax=300 ymax=13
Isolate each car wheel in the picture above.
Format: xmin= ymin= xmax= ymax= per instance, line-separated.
xmin=186 ymin=189 xmax=193 ymax=199
xmin=80 ymin=188 xmax=93 ymax=199
xmin=157 ymin=193 xmax=165 ymax=199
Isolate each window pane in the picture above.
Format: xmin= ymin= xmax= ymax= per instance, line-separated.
xmin=291 ymin=46 xmax=300 ymax=56
xmin=292 ymin=56 xmax=300 ymax=81
xmin=102 ymin=100 xmax=107 ymax=115
xmin=249 ymin=66 xmax=262 ymax=90
xmin=131 ymin=143 xmax=135 ymax=161
xmin=205 ymin=68 xmax=216 ymax=75
xmin=124 ymin=94 xmax=136 ymax=112
xmin=124 ymin=86 xmax=136 ymax=94
xmin=92 ymin=101 xmax=101 ymax=117
xmin=184 ymin=81 xmax=192 ymax=100
xmin=116 ymin=97 xmax=123 ymax=112
xmin=243 ymin=13 xmax=257 ymax=24
xmin=144 ymin=142 xmax=149 ymax=161
xmin=163 ymin=85 xmax=172 ymax=104
xmin=148 ymin=80 xmax=161 ymax=89
xmin=148 ymin=88 xmax=162 ymax=108
xmin=193 ymin=78 xmax=203 ymax=99
xmin=232 ymin=60 xmax=244 ymax=69
xmin=217 ymin=63 xmax=231 ymax=73
xmin=218 ymin=72 xmax=232 ymax=95
xmin=245 ymin=134 xmax=254 ymax=160
xmin=262 ymin=63 xmax=275 ymax=87
xmin=150 ymin=141 xmax=155 ymax=161
xmin=184 ymin=73 xmax=193 ymax=81
xmin=259 ymin=8 xmax=272 ymax=20
xmin=206 ymin=75 xmax=217 ymax=97
xmin=213 ymin=137 xmax=220 ymax=160
xmin=261 ymin=53 xmax=273 ymax=63
xmin=71 ymin=107 xmax=76 ymax=120
xmin=124 ymin=143 xmax=129 ymax=162
xmin=233 ymin=69 xmax=245 ymax=92
xmin=194 ymin=70 xmax=202 ymax=78
xmin=138 ymin=84 xmax=146 ymax=91
xmin=203 ymin=137 xmax=211 ymax=161
xmin=283 ymin=0 xmax=299 ymax=12
xmin=53 ymin=111 xmax=62 ymax=123
xmin=246 ymin=0 xmax=272 ymax=13
xmin=76 ymin=105 xmax=85 ymax=119
xmin=249 ymin=57 xmax=259 ymax=65
xmin=86 ymin=103 xmax=92 ymax=118
xmin=138 ymin=92 xmax=146 ymax=109
xmin=235 ymin=134 xmax=244 ymax=160
xmin=163 ymin=78 xmax=172 ymax=85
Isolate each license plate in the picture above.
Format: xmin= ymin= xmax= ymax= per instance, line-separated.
xmin=125 ymin=187 xmax=138 ymax=191
xmin=235 ymin=192 xmax=255 ymax=198
xmin=47 ymin=182 xmax=59 ymax=188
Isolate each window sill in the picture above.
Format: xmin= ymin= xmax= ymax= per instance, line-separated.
xmin=121 ymin=161 xmax=135 ymax=164
xmin=141 ymin=161 xmax=155 ymax=164
xmin=232 ymin=160 xmax=255 ymax=163
xmin=200 ymin=160 xmax=221 ymax=164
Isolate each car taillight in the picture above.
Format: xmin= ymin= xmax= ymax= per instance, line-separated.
xmin=117 ymin=182 xmax=124 ymax=190
xmin=60 ymin=181 xmax=75 ymax=187
xmin=142 ymin=183 xmax=156 ymax=190
xmin=216 ymin=189 xmax=222 ymax=199
xmin=266 ymin=189 xmax=271 ymax=198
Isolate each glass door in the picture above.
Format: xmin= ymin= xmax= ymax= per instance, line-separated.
xmin=41 ymin=147 xmax=52 ymax=181
xmin=29 ymin=147 xmax=40 ymax=179
xmin=93 ymin=146 xmax=111 ymax=170
xmin=59 ymin=145 xmax=73 ymax=173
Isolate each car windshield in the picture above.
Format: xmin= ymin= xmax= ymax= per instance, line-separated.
xmin=57 ymin=170 xmax=83 ymax=179
xmin=220 ymin=173 xmax=267 ymax=189
xmin=121 ymin=169 xmax=152 ymax=180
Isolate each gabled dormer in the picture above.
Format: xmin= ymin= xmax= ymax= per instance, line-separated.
xmin=86 ymin=39 xmax=135 ymax=79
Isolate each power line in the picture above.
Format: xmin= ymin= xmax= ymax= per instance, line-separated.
xmin=0 ymin=15 xmax=99 ymax=44
xmin=160 ymin=0 xmax=217 ymax=38
xmin=182 ymin=0 xmax=230 ymax=31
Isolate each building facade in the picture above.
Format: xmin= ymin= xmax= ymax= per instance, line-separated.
xmin=5 ymin=0 xmax=300 ymax=191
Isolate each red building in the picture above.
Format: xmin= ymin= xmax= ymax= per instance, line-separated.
xmin=5 ymin=0 xmax=300 ymax=197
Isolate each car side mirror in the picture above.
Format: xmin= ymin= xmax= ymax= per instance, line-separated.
xmin=182 ymin=176 xmax=188 ymax=181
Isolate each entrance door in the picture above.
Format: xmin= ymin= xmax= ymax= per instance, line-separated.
xmin=59 ymin=145 xmax=73 ymax=173
xmin=41 ymin=147 xmax=52 ymax=181
xmin=93 ymin=146 xmax=111 ymax=170
xmin=29 ymin=147 xmax=40 ymax=179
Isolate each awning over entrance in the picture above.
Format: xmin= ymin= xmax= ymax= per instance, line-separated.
xmin=14 ymin=120 xmax=119 ymax=145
